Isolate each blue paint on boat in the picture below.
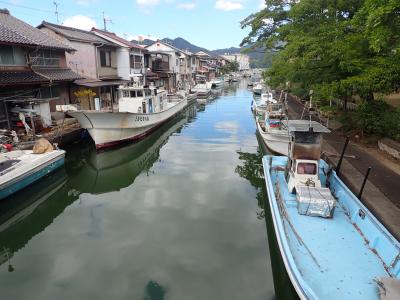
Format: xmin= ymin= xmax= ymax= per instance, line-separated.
xmin=263 ymin=155 xmax=400 ymax=300
xmin=0 ymin=157 xmax=65 ymax=200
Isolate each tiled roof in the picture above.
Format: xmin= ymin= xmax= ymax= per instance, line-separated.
xmin=0 ymin=71 xmax=47 ymax=85
xmin=33 ymin=68 xmax=83 ymax=81
xmin=91 ymin=28 xmax=146 ymax=50
xmin=0 ymin=9 xmax=73 ymax=50
xmin=39 ymin=21 xmax=113 ymax=45
xmin=0 ymin=68 xmax=83 ymax=85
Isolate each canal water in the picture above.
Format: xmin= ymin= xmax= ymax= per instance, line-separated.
xmin=0 ymin=81 xmax=286 ymax=299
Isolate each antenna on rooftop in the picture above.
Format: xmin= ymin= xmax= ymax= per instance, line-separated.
xmin=53 ymin=2 xmax=59 ymax=24
xmin=102 ymin=12 xmax=113 ymax=31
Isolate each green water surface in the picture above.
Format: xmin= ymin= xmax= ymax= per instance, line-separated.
xmin=0 ymin=81 xmax=280 ymax=300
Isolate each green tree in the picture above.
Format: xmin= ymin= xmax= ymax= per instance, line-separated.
xmin=220 ymin=61 xmax=240 ymax=74
xmin=241 ymin=0 xmax=400 ymax=103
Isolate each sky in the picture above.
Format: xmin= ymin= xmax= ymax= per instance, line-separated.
xmin=0 ymin=0 xmax=266 ymax=49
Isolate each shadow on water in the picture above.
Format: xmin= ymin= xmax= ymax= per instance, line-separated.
xmin=0 ymin=104 xmax=197 ymax=269
xmin=236 ymin=132 xmax=299 ymax=300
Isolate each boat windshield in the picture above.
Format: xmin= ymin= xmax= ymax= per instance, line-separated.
xmin=297 ymin=162 xmax=317 ymax=175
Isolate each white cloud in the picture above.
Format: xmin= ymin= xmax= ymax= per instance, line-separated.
xmin=215 ymin=0 xmax=244 ymax=11
xmin=130 ymin=34 xmax=159 ymax=42
xmin=259 ymin=0 xmax=267 ymax=9
xmin=136 ymin=0 xmax=160 ymax=6
xmin=177 ymin=2 xmax=196 ymax=10
xmin=76 ymin=0 xmax=97 ymax=6
xmin=62 ymin=15 xmax=97 ymax=31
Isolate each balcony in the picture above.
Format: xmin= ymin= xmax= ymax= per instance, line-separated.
xmin=153 ymin=61 xmax=170 ymax=72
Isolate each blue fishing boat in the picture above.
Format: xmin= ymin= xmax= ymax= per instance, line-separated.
xmin=262 ymin=120 xmax=400 ymax=300
xmin=0 ymin=149 xmax=65 ymax=200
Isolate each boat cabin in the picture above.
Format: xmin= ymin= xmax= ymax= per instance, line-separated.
xmin=285 ymin=121 xmax=330 ymax=193
xmin=118 ymin=84 xmax=167 ymax=114
xmin=195 ymin=75 xmax=207 ymax=84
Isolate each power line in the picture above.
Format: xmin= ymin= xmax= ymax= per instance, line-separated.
xmin=0 ymin=0 xmax=104 ymax=24
xmin=0 ymin=0 xmax=55 ymax=14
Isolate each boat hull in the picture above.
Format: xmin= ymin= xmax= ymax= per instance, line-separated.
xmin=256 ymin=121 xmax=290 ymax=156
xmin=192 ymin=89 xmax=210 ymax=98
xmin=262 ymin=155 xmax=400 ymax=300
xmin=0 ymin=152 xmax=65 ymax=200
xmin=211 ymin=81 xmax=224 ymax=88
xmin=68 ymin=99 xmax=187 ymax=148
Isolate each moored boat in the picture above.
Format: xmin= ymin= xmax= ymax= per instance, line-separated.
xmin=192 ymin=75 xmax=212 ymax=98
xmin=0 ymin=149 xmax=65 ymax=199
xmin=68 ymin=83 xmax=187 ymax=149
xmin=253 ymin=82 xmax=264 ymax=95
xmin=211 ymin=78 xmax=224 ymax=88
xmin=252 ymin=91 xmax=277 ymax=114
xmin=262 ymin=121 xmax=400 ymax=300
xmin=256 ymin=102 xmax=290 ymax=156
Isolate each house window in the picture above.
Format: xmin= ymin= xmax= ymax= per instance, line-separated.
xmin=39 ymin=85 xmax=60 ymax=99
xmin=0 ymin=46 xmax=15 ymax=65
xmin=100 ymin=51 xmax=111 ymax=67
xmin=30 ymin=50 xmax=59 ymax=67
xmin=130 ymin=55 xmax=142 ymax=69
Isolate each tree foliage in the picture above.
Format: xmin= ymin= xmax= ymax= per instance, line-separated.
xmin=220 ymin=61 xmax=240 ymax=74
xmin=241 ymin=0 xmax=400 ymax=102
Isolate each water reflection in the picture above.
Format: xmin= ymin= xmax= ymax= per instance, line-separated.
xmin=144 ymin=281 xmax=167 ymax=300
xmin=235 ymin=132 xmax=299 ymax=300
xmin=0 ymin=169 xmax=68 ymax=267
xmin=235 ymin=149 xmax=266 ymax=219
xmin=67 ymin=106 xmax=196 ymax=195
xmin=0 ymin=82 xmax=274 ymax=300
xmin=0 ymin=105 xmax=196 ymax=269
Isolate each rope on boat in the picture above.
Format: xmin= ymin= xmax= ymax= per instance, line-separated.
xmin=275 ymin=181 xmax=322 ymax=269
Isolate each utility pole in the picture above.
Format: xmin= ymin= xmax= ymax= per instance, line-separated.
xmin=53 ymin=2 xmax=59 ymax=24
xmin=102 ymin=12 xmax=113 ymax=31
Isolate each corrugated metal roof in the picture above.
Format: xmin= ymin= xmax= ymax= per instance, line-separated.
xmin=0 ymin=9 xmax=73 ymax=50
xmin=285 ymin=120 xmax=331 ymax=133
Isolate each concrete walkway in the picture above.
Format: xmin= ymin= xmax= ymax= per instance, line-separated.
xmin=286 ymin=94 xmax=400 ymax=240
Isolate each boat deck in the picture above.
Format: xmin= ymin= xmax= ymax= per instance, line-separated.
xmin=268 ymin=156 xmax=396 ymax=300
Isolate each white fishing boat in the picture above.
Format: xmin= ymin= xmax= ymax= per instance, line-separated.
xmin=68 ymin=83 xmax=187 ymax=149
xmin=253 ymin=83 xmax=264 ymax=95
xmin=192 ymin=75 xmax=211 ymax=98
xmin=231 ymin=73 xmax=239 ymax=82
xmin=252 ymin=91 xmax=277 ymax=114
xmin=186 ymin=91 xmax=198 ymax=103
xmin=256 ymin=102 xmax=290 ymax=156
xmin=211 ymin=78 xmax=224 ymax=88
xmin=0 ymin=149 xmax=65 ymax=199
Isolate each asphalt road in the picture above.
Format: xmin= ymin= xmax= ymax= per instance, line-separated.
xmin=286 ymin=93 xmax=400 ymax=208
